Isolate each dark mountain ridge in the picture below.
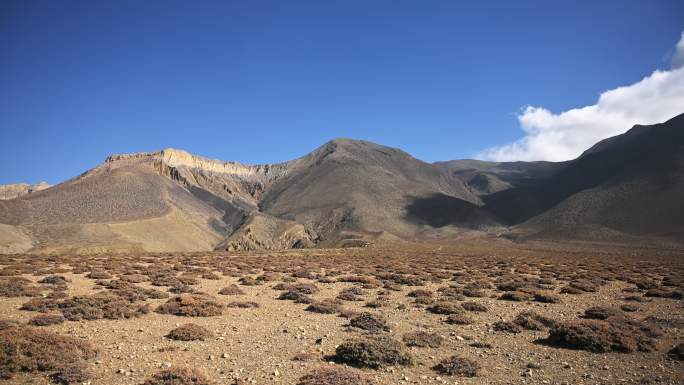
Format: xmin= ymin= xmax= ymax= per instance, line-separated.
xmin=0 ymin=113 xmax=682 ymax=253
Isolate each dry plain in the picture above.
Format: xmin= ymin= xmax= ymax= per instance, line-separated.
xmin=0 ymin=240 xmax=682 ymax=385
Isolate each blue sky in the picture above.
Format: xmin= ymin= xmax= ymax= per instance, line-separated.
xmin=1 ymin=0 xmax=683 ymax=184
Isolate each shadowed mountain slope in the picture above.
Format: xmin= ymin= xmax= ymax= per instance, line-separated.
xmin=0 ymin=140 xmax=496 ymax=253
xmin=0 ymin=114 xmax=682 ymax=253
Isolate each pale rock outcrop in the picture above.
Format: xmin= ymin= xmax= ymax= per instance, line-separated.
xmin=0 ymin=182 xmax=50 ymax=200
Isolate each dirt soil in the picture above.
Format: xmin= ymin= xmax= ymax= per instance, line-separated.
xmin=0 ymin=239 xmax=682 ymax=384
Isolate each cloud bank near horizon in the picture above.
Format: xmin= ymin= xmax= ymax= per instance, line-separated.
xmin=478 ymin=32 xmax=684 ymax=162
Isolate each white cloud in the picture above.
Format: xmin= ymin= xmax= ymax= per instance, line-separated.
xmin=673 ymin=31 xmax=684 ymax=69
xmin=478 ymin=33 xmax=684 ymax=162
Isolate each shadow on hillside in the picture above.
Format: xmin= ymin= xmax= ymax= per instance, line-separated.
xmin=405 ymin=193 xmax=493 ymax=228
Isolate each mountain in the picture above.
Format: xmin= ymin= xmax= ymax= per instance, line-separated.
xmin=0 ymin=113 xmax=682 ymax=253
xmin=0 ymin=140 xmax=497 ymax=254
xmin=513 ymin=113 xmax=684 ymax=241
xmin=0 ymin=182 xmax=50 ymax=200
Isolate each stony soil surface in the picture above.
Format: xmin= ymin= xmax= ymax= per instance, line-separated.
xmin=0 ymin=240 xmax=682 ymax=384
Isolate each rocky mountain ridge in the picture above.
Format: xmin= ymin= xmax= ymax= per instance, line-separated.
xmin=1 ymin=114 xmax=682 ymax=253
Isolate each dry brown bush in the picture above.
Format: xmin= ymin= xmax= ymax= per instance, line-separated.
xmin=167 ymin=323 xmax=212 ymax=341
xmin=155 ymin=294 xmax=223 ymax=317
xmin=38 ymin=275 xmax=70 ymax=285
xmin=513 ymin=311 xmax=557 ymax=330
xmin=29 ymin=314 xmax=65 ymax=326
xmin=445 ymin=314 xmax=474 ymax=325
xmin=227 ymin=301 xmax=259 ymax=308
xmin=141 ymin=367 xmax=213 ymax=385
xmin=407 ymin=289 xmax=432 ymax=298
xmin=306 ymin=299 xmax=342 ymax=314
xmin=469 ymin=341 xmax=493 ymax=349
xmin=402 ymin=331 xmax=443 ymax=347
xmin=493 ymin=321 xmax=522 ymax=333
xmin=667 ymin=343 xmax=683 ymax=361
xmin=59 ymin=294 xmax=150 ymax=321
xmin=583 ymin=306 xmax=622 ymax=320
xmin=461 ymin=301 xmax=488 ymax=312
xmin=0 ymin=326 xmax=97 ymax=381
xmin=433 ymin=355 xmax=479 ymax=377
xmin=427 ymin=301 xmax=463 ymax=315
xmin=532 ymin=291 xmax=561 ymax=303
xmin=547 ymin=319 xmax=657 ymax=353
xmin=349 ymin=312 xmax=389 ymax=333
xmin=297 ymin=366 xmax=375 ymax=385
xmin=645 ymin=288 xmax=683 ymax=299
xmin=499 ymin=291 xmax=533 ymax=301
xmin=20 ymin=297 xmax=60 ymax=312
xmin=291 ymin=351 xmax=321 ymax=362
xmin=0 ymin=277 xmax=43 ymax=297
xmin=86 ymin=271 xmax=112 ymax=279
xmin=278 ymin=290 xmax=313 ymax=303
xmin=334 ymin=336 xmax=413 ymax=368
xmin=218 ymin=285 xmax=245 ymax=295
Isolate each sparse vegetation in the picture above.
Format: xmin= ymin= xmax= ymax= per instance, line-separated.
xmin=349 ymin=312 xmax=389 ymax=333
xmin=433 ymin=355 xmax=479 ymax=377
xmin=297 ymin=367 xmax=375 ymax=385
xmin=402 ymin=331 xmax=443 ymax=347
xmin=155 ymin=294 xmax=223 ymax=317
xmin=0 ymin=326 xmax=97 ymax=381
xmin=334 ymin=336 xmax=413 ymax=368
xmin=167 ymin=323 xmax=212 ymax=341
xmin=141 ymin=367 xmax=213 ymax=385
xmin=547 ymin=319 xmax=658 ymax=353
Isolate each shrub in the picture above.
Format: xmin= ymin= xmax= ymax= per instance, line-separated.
xmin=50 ymin=361 xmax=90 ymax=384
xmin=583 ymin=306 xmax=622 ymax=320
xmin=20 ymin=297 xmax=60 ymax=313
xmin=278 ymin=290 xmax=313 ymax=303
xmin=433 ymin=356 xmax=479 ymax=377
xmin=667 ymin=343 xmax=683 ymax=361
xmin=469 ymin=342 xmax=493 ymax=349
xmin=407 ymin=289 xmax=432 ymax=298
xmin=337 ymin=287 xmax=365 ymax=301
xmin=513 ymin=311 xmax=557 ymax=330
xmin=29 ymin=314 xmax=65 ymax=326
xmin=402 ymin=331 xmax=443 ymax=348
xmin=645 ymin=288 xmax=683 ymax=299
xmin=306 ymin=300 xmax=342 ymax=314
xmin=155 ymin=294 xmax=223 ymax=317
xmin=547 ymin=320 xmax=657 ymax=353
xmin=219 ymin=285 xmax=245 ymax=295
xmin=141 ymin=368 xmax=213 ymax=385
xmin=0 ymin=277 xmax=43 ymax=297
xmin=533 ymin=291 xmax=561 ymax=303
xmin=167 ymin=324 xmax=212 ymax=341
xmin=59 ymin=294 xmax=150 ymax=321
xmin=349 ymin=312 xmax=389 ymax=333
xmin=334 ymin=336 xmax=413 ymax=368
xmin=499 ymin=291 xmax=533 ymax=301
xmin=238 ymin=277 xmax=261 ymax=286
xmin=292 ymin=351 xmax=321 ymax=362
xmin=493 ymin=321 xmax=522 ymax=333
xmin=462 ymin=289 xmax=485 ymax=298
xmin=461 ymin=301 xmax=488 ymax=312
xmin=427 ymin=302 xmax=463 ymax=315
xmin=297 ymin=366 xmax=375 ymax=385
xmin=38 ymin=275 xmax=70 ymax=285
xmin=0 ymin=327 xmax=97 ymax=381
xmin=227 ymin=301 xmax=259 ymax=308
xmin=445 ymin=314 xmax=474 ymax=325
xmin=287 ymin=283 xmax=319 ymax=295
xmin=86 ymin=271 xmax=112 ymax=279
